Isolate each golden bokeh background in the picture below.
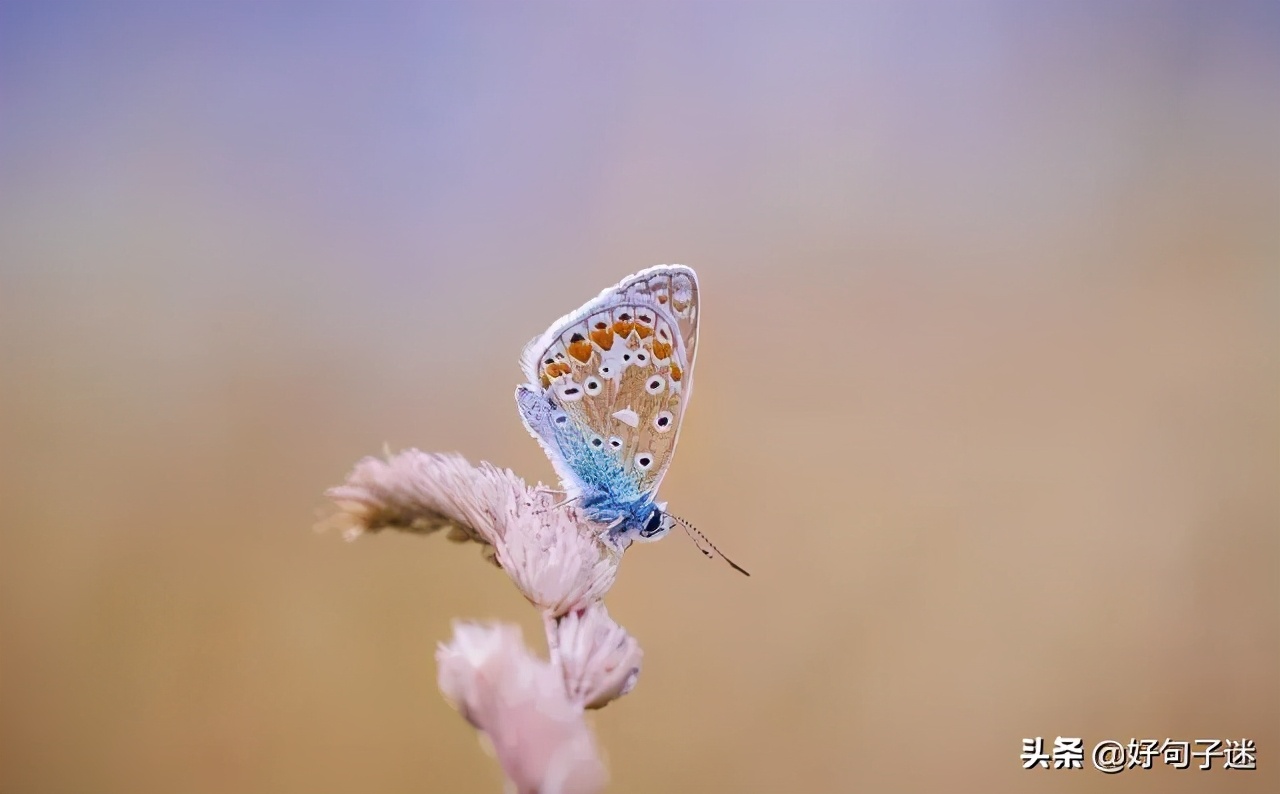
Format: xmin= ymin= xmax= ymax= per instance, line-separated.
xmin=1 ymin=2 xmax=1276 ymax=792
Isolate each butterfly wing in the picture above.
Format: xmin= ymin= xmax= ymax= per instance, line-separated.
xmin=517 ymin=265 xmax=700 ymax=498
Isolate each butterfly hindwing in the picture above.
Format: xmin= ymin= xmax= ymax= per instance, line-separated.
xmin=514 ymin=384 xmax=588 ymax=494
xmin=517 ymin=265 xmax=699 ymax=498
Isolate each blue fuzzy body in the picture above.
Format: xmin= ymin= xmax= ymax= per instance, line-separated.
xmin=516 ymin=385 xmax=656 ymax=543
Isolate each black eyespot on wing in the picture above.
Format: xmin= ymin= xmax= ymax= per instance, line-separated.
xmin=554 ymin=414 xmax=568 ymax=425
xmin=590 ymin=436 xmax=604 ymax=448
xmin=563 ymin=387 xmax=580 ymax=396
xmin=619 ymin=312 xmax=631 ymax=321
xmin=569 ymin=332 xmax=585 ymax=343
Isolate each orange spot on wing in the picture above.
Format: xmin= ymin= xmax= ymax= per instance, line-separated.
xmin=669 ymin=364 xmax=683 ymax=381
xmin=635 ymin=325 xmax=652 ymax=339
xmin=567 ymin=339 xmax=593 ymax=362
xmin=612 ymin=321 xmax=635 ymax=337
xmin=657 ymin=294 xmax=668 ymax=303
xmin=544 ymin=361 xmax=571 ymax=379
xmin=589 ymin=327 xmax=613 ymax=350
xmin=540 ymin=373 xmax=552 ymax=388
xmin=651 ymin=340 xmax=673 ymax=361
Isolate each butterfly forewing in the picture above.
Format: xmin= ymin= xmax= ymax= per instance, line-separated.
xmin=518 ymin=266 xmax=699 ymax=496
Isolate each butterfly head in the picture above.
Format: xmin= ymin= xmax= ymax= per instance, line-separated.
xmin=603 ymin=499 xmax=751 ymax=576
xmin=636 ymin=505 xmax=676 ymax=543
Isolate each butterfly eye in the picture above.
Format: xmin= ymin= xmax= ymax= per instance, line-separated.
xmin=556 ymin=382 xmax=584 ymax=402
xmin=653 ymin=411 xmax=673 ymax=432
xmin=608 ymin=437 xmax=624 ymax=450
xmin=583 ymin=377 xmax=602 ymax=396
xmin=641 ymin=511 xmax=663 ymax=537
xmin=645 ymin=376 xmax=665 ymax=395
xmin=634 ymin=453 xmax=654 ymax=471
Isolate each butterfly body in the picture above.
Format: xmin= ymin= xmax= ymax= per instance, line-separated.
xmin=515 ymin=265 xmax=699 ymax=549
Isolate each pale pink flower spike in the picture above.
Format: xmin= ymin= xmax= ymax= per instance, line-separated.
xmin=437 ymin=622 xmax=608 ymax=794
xmin=325 ymin=449 xmax=644 ymax=793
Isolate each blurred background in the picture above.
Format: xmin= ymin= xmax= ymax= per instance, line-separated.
xmin=1 ymin=1 xmax=1277 ymax=792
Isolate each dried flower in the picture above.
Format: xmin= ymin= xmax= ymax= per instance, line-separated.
xmin=437 ymin=621 xmax=608 ymax=794
xmin=550 ymin=604 xmax=643 ymax=710
xmin=325 ymin=448 xmax=646 ymax=792
xmin=491 ymin=498 xmax=619 ymax=618
xmin=324 ymin=449 xmax=500 ymax=562
xmin=326 ymin=450 xmax=618 ymax=616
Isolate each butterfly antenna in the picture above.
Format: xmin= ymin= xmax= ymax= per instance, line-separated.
xmin=671 ymin=515 xmax=751 ymax=577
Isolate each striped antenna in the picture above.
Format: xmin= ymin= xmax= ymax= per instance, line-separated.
xmin=671 ymin=514 xmax=750 ymax=577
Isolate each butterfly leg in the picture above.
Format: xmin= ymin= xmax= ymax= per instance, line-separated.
xmin=533 ymin=495 xmax=581 ymax=515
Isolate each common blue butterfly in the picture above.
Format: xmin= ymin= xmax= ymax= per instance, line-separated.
xmin=515 ymin=265 xmax=747 ymax=575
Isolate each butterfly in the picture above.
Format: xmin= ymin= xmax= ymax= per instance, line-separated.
xmin=515 ymin=265 xmax=748 ymax=575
